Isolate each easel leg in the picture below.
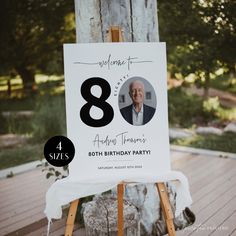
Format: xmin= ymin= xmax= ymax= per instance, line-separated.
xmin=117 ymin=183 xmax=124 ymax=236
xmin=64 ymin=199 xmax=79 ymax=236
xmin=156 ymin=183 xmax=176 ymax=236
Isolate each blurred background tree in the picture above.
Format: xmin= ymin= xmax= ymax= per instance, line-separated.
xmin=0 ymin=0 xmax=75 ymax=92
xmin=158 ymin=0 xmax=236 ymax=98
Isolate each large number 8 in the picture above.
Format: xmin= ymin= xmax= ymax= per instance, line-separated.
xmin=80 ymin=77 xmax=114 ymax=127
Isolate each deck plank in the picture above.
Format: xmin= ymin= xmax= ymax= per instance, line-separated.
xmin=174 ymin=156 xmax=236 ymax=236
xmin=0 ymin=168 xmax=55 ymax=235
xmin=191 ymin=166 xmax=236 ymax=203
xmin=203 ymin=197 xmax=236 ymax=236
xmin=229 ymin=221 xmax=236 ymax=236
xmin=192 ymin=173 xmax=236 ymax=214
xmin=187 ymin=183 xmax=236 ymax=235
xmin=190 ymin=159 xmax=234 ymax=193
xmin=25 ymin=218 xmax=67 ymax=236
xmin=1 ymin=151 xmax=236 ymax=235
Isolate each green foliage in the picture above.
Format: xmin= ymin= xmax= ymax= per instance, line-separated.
xmin=0 ymin=113 xmax=8 ymax=134
xmin=215 ymin=106 xmax=236 ymax=121
xmin=0 ymin=105 xmax=33 ymax=134
xmin=0 ymin=143 xmax=43 ymax=170
xmin=210 ymin=74 xmax=236 ymax=95
xmin=203 ymin=96 xmax=220 ymax=114
xmin=171 ymin=132 xmax=236 ymax=153
xmin=168 ymin=87 xmax=205 ymax=127
xmin=0 ymin=97 xmax=35 ymax=111
xmin=168 ymin=87 xmax=236 ymax=127
xmin=32 ymin=94 xmax=66 ymax=141
xmin=202 ymin=96 xmax=236 ymax=122
xmin=0 ymin=96 xmax=35 ymax=134
xmin=37 ymin=77 xmax=65 ymax=95
xmin=1 ymin=114 xmax=33 ymax=134
xmin=0 ymin=0 xmax=75 ymax=88
xmin=158 ymin=0 xmax=236 ymax=93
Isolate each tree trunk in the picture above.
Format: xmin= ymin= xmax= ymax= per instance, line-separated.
xmin=7 ymin=79 xmax=11 ymax=97
xmin=203 ymin=71 xmax=210 ymax=99
xmin=74 ymin=1 xmax=194 ymax=235
xmin=83 ymin=194 xmax=140 ymax=236
xmin=228 ymin=63 xmax=235 ymax=86
xmin=74 ymin=0 xmax=161 ymax=234
xmin=16 ymin=66 xmax=36 ymax=93
xmin=74 ymin=0 xmax=159 ymax=43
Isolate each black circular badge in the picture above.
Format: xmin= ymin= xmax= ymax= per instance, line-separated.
xmin=44 ymin=136 xmax=75 ymax=167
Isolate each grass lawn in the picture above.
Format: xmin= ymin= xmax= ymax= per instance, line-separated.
xmin=0 ymin=97 xmax=36 ymax=111
xmin=0 ymin=143 xmax=44 ymax=170
xmin=0 ymin=115 xmax=33 ymax=134
xmin=171 ymin=132 xmax=236 ymax=153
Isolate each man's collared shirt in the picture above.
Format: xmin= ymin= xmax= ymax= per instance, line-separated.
xmin=132 ymin=105 xmax=144 ymax=126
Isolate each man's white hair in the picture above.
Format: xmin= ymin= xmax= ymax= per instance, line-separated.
xmin=129 ymin=80 xmax=145 ymax=92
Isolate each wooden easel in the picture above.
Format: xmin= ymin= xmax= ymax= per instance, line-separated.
xmin=64 ymin=26 xmax=176 ymax=236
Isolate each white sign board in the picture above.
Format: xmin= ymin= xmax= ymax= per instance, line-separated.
xmin=64 ymin=42 xmax=170 ymax=183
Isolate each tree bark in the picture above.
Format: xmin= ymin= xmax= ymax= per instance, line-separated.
xmin=228 ymin=63 xmax=235 ymax=84
xmin=83 ymin=195 xmax=140 ymax=236
xmin=7 ymin=79 xmax=11 ymax=97
xmin=74 ymin=0 xmax=159 ymax=43
xmin=74 ymin=0 xmax=160 ymax=234
xmin=73 ymin=1 xmax=184 ymax=235
xmin=16 ymin=66 xmax=36 ymax=92
xmin=203 ymin=71 xmax=210 ymax=99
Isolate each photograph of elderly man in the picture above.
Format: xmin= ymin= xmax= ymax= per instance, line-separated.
xmin=120 ymin=80 xmax=156 ymax=126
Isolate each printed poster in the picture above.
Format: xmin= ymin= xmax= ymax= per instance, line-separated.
xmin=63 ymin=42 xmax=170 ymax=183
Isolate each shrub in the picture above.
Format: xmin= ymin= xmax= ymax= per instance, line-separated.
xmin=202 ymin=97 xmax=220 ymax=120
xmin=168 ymin=87 xmax=204 ymax=127
xmin=171 ymin=132 xmax=236 ymax=153
xmin=0 ymin=113 xmax=8 ymax=134
xmin=203 ymin=97 xmax=220 ymax=113
xmin=32 ymin=94 xmax=66 ymax=141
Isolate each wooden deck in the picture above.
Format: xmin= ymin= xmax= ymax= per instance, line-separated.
xmin=0 ymin=149 xmax=236 ymax=236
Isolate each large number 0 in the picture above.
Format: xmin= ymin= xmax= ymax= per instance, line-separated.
xmin=80 ymin=77 xmax=114 ymax=127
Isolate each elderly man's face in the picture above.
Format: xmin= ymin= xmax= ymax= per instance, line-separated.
xmin=129 ymin=81 xmax=145 ymax=105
